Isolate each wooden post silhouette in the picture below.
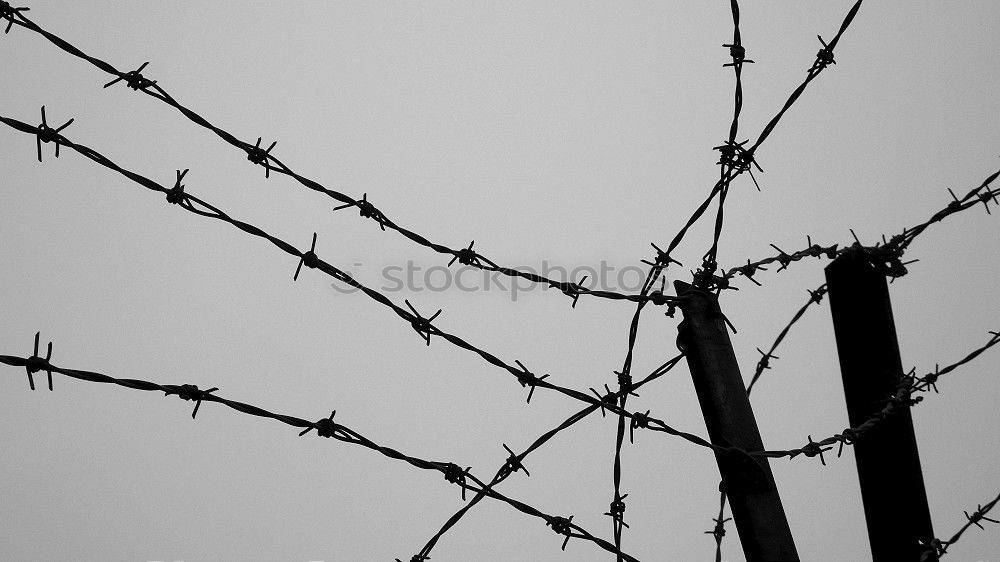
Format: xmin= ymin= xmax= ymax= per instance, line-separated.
xmin=825 ymin=250 xmax=935 ymax=560
xmin=675 ymin=281 xmax=799 ymax=562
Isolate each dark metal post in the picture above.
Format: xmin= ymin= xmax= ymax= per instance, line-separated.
xmin=674 ymin=281 xmax=799 ymax=562
xmin=825 ymin=250 xmax=935 ymax=560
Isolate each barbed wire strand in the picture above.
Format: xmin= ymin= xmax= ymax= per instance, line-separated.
xmin=0 ymin=5 xmax=674 ymax=308
xmin=408 ymin=354 xmax=686 ymax=561
xmin=702 ymin=0 xmax=750 ymax=278
xmin=696 ymin=1 xmax=864 ymax=557
xmin=745 ymin=283 xmax=829 ymax=396
xmin=722 ymin=168 xmax=1000 ymax=290
xmin=919 ymin=490 xmax=1000 ymax=561
xmin=698 ymin=0 xmax=863 ymax=286
xmin=754 ymin=330 xmax=1000 ymax=463
xmin=1 ymin=112 xmax=723 ymax=458
xmin=706 ymin=282 xmax=828 ymax=557
xmin=0 ymin=345 xmax=643 ymax=562
xmin=705 ymin=329 xmax=999 ymax=558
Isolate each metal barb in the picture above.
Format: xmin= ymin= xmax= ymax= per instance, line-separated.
xmin=24 ymin=331 xmax=54 ymax=391
xmin=35 ymin=106 xmax=73 ymax=162
xmin=246 ymin=136 xmax=277 ymax=178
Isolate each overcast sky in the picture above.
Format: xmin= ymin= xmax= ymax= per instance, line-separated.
xmin=2 ymin=2 xmax=999 ymax=561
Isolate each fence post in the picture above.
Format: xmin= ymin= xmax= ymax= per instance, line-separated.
xmin=674 ymin=281 xmax=799 ymax=562
xmin=824 ymin=250 xmax=936 ymax=560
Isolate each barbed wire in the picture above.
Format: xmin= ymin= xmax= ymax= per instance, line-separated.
xmin=703 ymin=282 xmax=829 ymax=557
xmin=746 ymin=284 xmax=829 ymax=396
xmin=689 ymin=0 xmax=864 ymax=557
xmin=919 ymin=491 xmax=1000 ymax=561
xmin=697 ymin=0 xmax=863 ymax=286
xmin=722 ymin=168 xmax=1000 ymax=290
xmin=708 ymin=328 xmax=999 ymax=558
xmin=0 ymin=111 xmax=725 ymax=459
xmin=409 ymin=354 xmax=685 ymax=561
xmin=752 ymin=330 xmax=1000 ymax=464
xmin=0 ymin=340 xmax=644 ymax=562
xmin=0 ymin=4 xmax=678 ymax=309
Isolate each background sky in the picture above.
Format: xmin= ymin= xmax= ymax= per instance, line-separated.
xmin=2 ymin=2 xmax=999 ymax=561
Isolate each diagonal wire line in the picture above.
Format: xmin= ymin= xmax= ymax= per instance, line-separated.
xmin=706 ymin=282 xmax=827 ymax=558
xmin=707 ymin=165 xmax=999 ymax=555
xmin=409 ymin=354 xmax=686 ymax=561
xmin=720 ymin=166 xmax=1000 ymax=288
xmin=0 ymin=6 xmax=671 ymax=308
xmin=0 ymin=111 xmax=718 ymax=455
xmin=747 ymin=0 xmax=863 ymax=155
xmin=745 ymin=284 xmax=828 ymax=395
xmin=0 ymin=346 xmax=641 ymax=562
xmin=752 ymin=330 xmax=1000 ymax=463
xmin=920 ymin=490 xmax=1000 ymax=560
xmin=697 ymin=0 xmax=864 ymax=287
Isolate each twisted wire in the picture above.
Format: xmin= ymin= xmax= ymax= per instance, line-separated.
xmin=5 ymin=2 xmax=999 ymax=559
xmin=919 ymin=491 xmax=1000 ymax=561
xmin=722 ymin=168 xmax=1000 ymax=289
xmin=697 ymin=0 xmax=864 ymax=285
xmin=407 ymin=354 xmax=685 ymax=561
xmin=0 ymin=345 xmax=641 ymax=561
xmin=0 ymin=112 xmax=720 ymax=457
xmin=0 ymin=6 xmax=674 ymax=308
xmin=753 ymin=330 xmax=1000 ymax=463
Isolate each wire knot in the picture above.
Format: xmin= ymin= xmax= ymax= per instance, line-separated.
xmin=442 ymin=463 xmax=471 ymax=500
xmin=807 ymin=286 xmax=828 ymax=304
xmin=964 ymin=504 xmax=1000 ymax=530
xmin=103 ymin=62 xmax=156 ymax=91
xmin=589 ymin=383 xmax=618 ymax=417
xmin=713 ymin=139 xmax=763 ymax=190
xmin=704 ymin=514 xmax=732 ymax=540
xmin=560 ymin=276 xmax=588 ymax=308
xmin=333 ymin=193 xmax=387 ymax=231
xmin=917 ymin=537 xmax=948 ymax=561
xmin=812 ymin=35 xmax=836 ymax=71
xmin=837 ymin=428 xmax=859 ymax=457
xmin=404 ymin=300 xmax=441 ymax=346
xmin=978 ymin=189 xmax=999 ymax=215
xmin=604 ymin=494 xmax=629 ymax=528
xmin=165 ymin=384 xmax=218 ymax=419
xmin=448 ymin=241 xmax=480 ymax=267
xmin=616 ymin=370 xmax=636 ymax=396
xmin=246 ymin=137 xmax=277 ymax=177
xmin=733 ymin=260 xmax=766 ymax=286
xmin=513 ymin=360 xmax=548 ymax=404
xmin=0 ymin=1 xmax=28 ymax=34
xmin=793 ymin=435 xmax=831 ymax=465
xmin=722 ymin=43 xmax=753 ymax=67
xmin=607 ymin=497 xmax=627 ymax=517
xmin=629 ymin=409 xmax=652 ymax=443
xmin=299 ymin=410 xmax=338 ymax=438
xmin=294 ymin=233 xmax=320 ymax=281
xmin=166 ymin=169 xmax=189 ymax=204
xmin=642 ymin=242 xmax=682 ymax=270
xmin=546 ymin=515 xmax=574 ymax=550
xmin=24 ymin=331 xmax=54 ymax=391
xmin=755 ymin=347 xmax=778 ymax=371
xmin=34 ymin=106 xmax=74 ymax=162
xmin=500 ymin=443 xmax=529 ymax=479
xmin=918 ymin=367 xmax=941 ymax=393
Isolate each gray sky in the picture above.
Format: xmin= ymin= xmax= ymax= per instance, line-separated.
xmin=2 ymin=2 xmax=999 ymax=561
